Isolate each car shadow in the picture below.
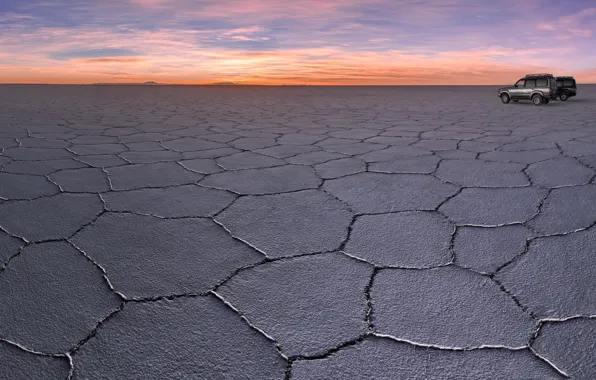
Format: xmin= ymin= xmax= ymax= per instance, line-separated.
xmin=508 ymin=99 xmax=589 ymax=106
xmin=563 ymin=98 xmax=593 ymax=103
xmin=508 ymin=101 xmax=557 ymax=106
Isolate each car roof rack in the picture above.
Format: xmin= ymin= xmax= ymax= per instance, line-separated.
xmin=556 ymin=76 xmax=575 ymax=79
xmin=525 ymin=73 xmax=554 ymax=78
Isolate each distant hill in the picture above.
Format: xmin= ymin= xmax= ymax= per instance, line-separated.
xmin=208 ymin=81 xmax=240 ymax=85
xmin=91 ymin=81 xmax=164 ymax=85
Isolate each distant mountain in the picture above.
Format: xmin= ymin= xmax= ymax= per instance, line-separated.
xmin=208 ymin=81 xmax=239 ymax=85
xmin=91 ymin=81 xmax=164 ymax=85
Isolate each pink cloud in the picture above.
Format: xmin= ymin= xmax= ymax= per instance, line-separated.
xmin=0 ymin=12 xmax=36 ymax=22
xmin=560 ymin=7 xmax=596 ymax=24
xmin=568 ymin=28 xmax=593 ymax=38
xmin=539 ymin=7 xmax=596 ymax=39
xmin=2 ymin=1 xmax=596 ymax=84
xmin=220 ymin=26 xmax=264 ymax=36
xmin=78 ymin=57 xmax=146 ymax=63
xmin=537 ymin=23 xmax=556 ymax=31
xmin=230 ymin=36 xmax=256 ymax=41
xmin=128 ymin=0 xmax=172 ymax=6
xmin=160 ymin=0 xmax=369 ymax=23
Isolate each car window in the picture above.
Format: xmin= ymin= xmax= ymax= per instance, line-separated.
xmin=563 ymin=80 xmax=575 ymax=86
xmin=536 ymin=78 xmax=547 ymax=87
xmin=515 ymin=79 xmax=525 ymax=87
xmin=525 ymin=79 xmax=536 ymax=88
xmin=556 ymin=80 xmax=563 ymax=86
xmin=549 ymin=78 xmax=557 ymax=88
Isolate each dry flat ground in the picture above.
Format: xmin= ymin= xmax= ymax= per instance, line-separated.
xmin=0 ymin=85 xmax=595 ymax=379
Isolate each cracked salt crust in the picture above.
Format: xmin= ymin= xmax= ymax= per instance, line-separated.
xmin=0 ymin=85 xmax=595 ymax=378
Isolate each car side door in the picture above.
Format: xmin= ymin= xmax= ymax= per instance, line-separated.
xmin=523 ymin=79 xmax=535 ymax=99
xmin=510 ymin=79 xmax=525 ymax=99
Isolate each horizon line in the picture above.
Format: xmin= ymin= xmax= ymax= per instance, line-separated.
xmin=2 ymin=83 xmax=595 ymax=86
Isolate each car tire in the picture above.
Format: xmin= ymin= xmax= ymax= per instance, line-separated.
xmin=544 ymin=99 xmax=550 ymax=104
xmin=512 ymin=100 xmax=519 ymax=102
xmin=532 ymin=94 xmax=543 ymax=106
xmin=500 ymin=93 xmax=511 ymax=104
xmin=560 ymin=92 xmax=568 ymax=101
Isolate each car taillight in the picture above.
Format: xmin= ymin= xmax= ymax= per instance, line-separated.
xmin=548 ymin=88 xmax=552 ymax=95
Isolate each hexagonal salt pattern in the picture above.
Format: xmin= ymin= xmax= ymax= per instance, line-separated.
xmin=324 ymin=172 xmax=458 ymax=214
xmin=216 ymin=151 xmax=286 ymax=170
xmin=101 ymin=185 xmax=235 ymax=218
xmin=0 ymin=242 xmax=121 ymax=353
xmin=344 ymin=211 xmax=453 ymax=267
xmin=454 ymin=225 xmax=534 ymax=274
xmin=0 ymin=194 xmax=104 ymax=242
xmin=439 ymin=187 xmax=546 ymax=226
xmin=48 ymin=168 xmax=111 ymax=192
xmin=532 ymin=318 xmax=596 ymax=379
xmin=72 ymin=296 xmax=286 ymax=379
xmin=291 ymin=337 xmax=563 ymax=380
xmin=216 ymin=253 xmax=373 ymax=357
xmin=216 ymin=190 xmax=352 ymax=258
xmin=495 ymin=229 xmax=596 ymax=319
xmin=0 ymin=340 xmax=71 ymax=380
xmin=106 ymin=162 xmax=204 ymax=190
xmin=370 ymin=267 xmax=536 ymax=349
xmin=2 ymin=85 xmax=596 ymax=378
xmin=368 ymin=155 xmax=440 ymax=174
xmin=2 ymin=158 xmax=86 ymax=175
xmin=527 ymin=185 xmax=596 ymax=235
xmin=201 ymin=164 xmax=322 ymax=194
xmin=434 ymin=159 xmax=529 ymax=187
xmin=0 ymin=173 xmax=59 ymax=199
xmin=71 ymin=213 xmax=264 ymax=299
xmin=0 ymin=231 xmax=24 ymax=267
xmin=526 ymin=157 xmax=594 ymax=188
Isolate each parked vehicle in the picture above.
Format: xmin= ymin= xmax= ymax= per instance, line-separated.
xmin=498 ymin=73 xmax=558 ymax=106
xmin=556 ymin=76 xmax=577 ymax=101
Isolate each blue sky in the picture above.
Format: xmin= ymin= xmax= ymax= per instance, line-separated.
xmin=1 ymin=0 xmax=595 ymax=84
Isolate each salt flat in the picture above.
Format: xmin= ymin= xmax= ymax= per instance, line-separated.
xmin=1 ymin=85 xmax=595 ymax=379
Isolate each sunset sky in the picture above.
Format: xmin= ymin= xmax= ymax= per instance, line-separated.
xmin=1 ymin=0 xmax=595 ymax=85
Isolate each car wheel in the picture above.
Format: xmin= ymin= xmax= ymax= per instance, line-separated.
xmin=560 ymin=92 xmax=568 ymax=101
xmin=500 ymin=93 xmax=511 ymax=104
xmin=532 ymin=94 xmax=543 ymax=106
xmin=544 ymin=99 xmax=550 ymax=104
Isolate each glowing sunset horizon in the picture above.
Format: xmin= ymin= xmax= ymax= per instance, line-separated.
xmin=1 ymin=0 xmax=595 ymax=85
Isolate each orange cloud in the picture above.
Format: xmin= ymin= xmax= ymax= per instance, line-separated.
xmin=2 ymin=38 xmax=595 ymax=85
xmin=5 ymin=42 xmax=594 ymax=85
xmin=2 ymin=2 xmax=596 ymax=85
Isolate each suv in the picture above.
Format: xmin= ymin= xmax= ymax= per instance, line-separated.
xmin=556 ymin=76 xmax=577 ymax=101
xmin=498 ymin=73 xmax=558 ymax=106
